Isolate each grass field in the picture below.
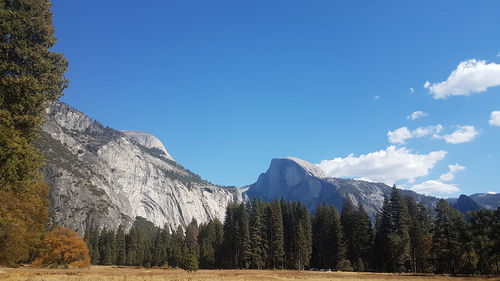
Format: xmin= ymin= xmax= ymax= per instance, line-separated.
xmin=1 ymin=266 xmax=499 ymax=281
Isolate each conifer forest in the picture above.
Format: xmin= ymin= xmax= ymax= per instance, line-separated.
xmin=84 ymin=187 xmax=500 ymax=276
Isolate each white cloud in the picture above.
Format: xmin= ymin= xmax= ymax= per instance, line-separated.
xmin=424 ymin=59 xmax=500 ymax=99
xmin=374 ymin=95 xmax=380 ymax=100
xmin=440 ymin=125 xmax=479 ymax=144
xmin=407 ymin=110 xmax=428 ymax=120
xmin=411 ymin=180 xmax=459 ymax=195
xmin=388 ymin=125 xmax=442 ymax=144
xmin=439 ymin=164 xmax=466 ymax=182
xmin=489 ymin=111 xmax=500 ymax=126
xmin=387 ymin=127 xmax=412 ymax=144
xmin=488 ymin=191 xmax=497 ymax=195
xmin=317 ymin=146 xmax=447 ymax=185
xmin=410 ymin=88 xmax=415 ymax=93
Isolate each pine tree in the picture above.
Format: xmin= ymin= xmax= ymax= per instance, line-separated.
xmin=341 ymin=195 xmax=361 ymax=270
xmin=213 ymin=218 xmax=224 ymax=268
xmin=432 ymin=199 xmax=466 ymax=275
xmin=168 ymin=225 xmax=186 ymax=268
xmin=388 ymin=186 xmax=411 ymax=272
xmin=249 ymin=198 xmax=266 ymax=269
xmin=115 ymin=225 xmax=127 ymax=265
xmin=126 ymin=227 xmax=139 ymax=265
xmin=0 ymin=0 xmax=68 ymax=265
xmin=198 ymin=220 xmax=216 ymax=268
xmin=356 ymin=204 xmax=373 ymax=271
xmin=185 ymin=218 xmax=199 ymax=261
xmin=236 ymin=202 xmax=252 ymax=268
xmin=182 ymin=251 xmax=199 ymax=273
xmin=312 ymin=203 xmax=344 ymax=270
xmin=294 ymin=203 xmax=312 ymax=270
xmin=405 ymin=197 xmax=433 ymax=273
xmin=222 ymin=202 xmax=237 ymax=268
xmin=469 ymin=209 xmax=495 ymax=275
xmin=265 ymin=199 xmax=284 ymax=269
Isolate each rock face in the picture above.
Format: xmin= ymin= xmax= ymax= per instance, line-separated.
xmin=36 ymin=101 xmax=243 ymax=235
xmin=121 ymin=130 xmax=174 ymax=161
xmin=244 ymin=157 xmax=439 ymax=222
xmin=452 ymin=194 xmax=480 ymax=214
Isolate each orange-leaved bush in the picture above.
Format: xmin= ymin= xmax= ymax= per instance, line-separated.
xmin=33 ymin=227 xmax=90 ymax=267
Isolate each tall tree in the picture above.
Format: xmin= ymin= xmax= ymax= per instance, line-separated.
xmin=341 ymin=196 xmax=361 ymax=270
xmin=0 ymin=0 xmax=68 ymax=265
xmin=115 ymin=225 xmax=127 ymax=265
xmin=265 ymin=199 xmax=284 ymax=269
xmin=249 ymin=198 xmax=266 ymax=269
xmin=356 ymin=204 xmax=373 ymax=271
xmin=432 ymin=199 xmax=466 ymax=275
xmin=185 ymin=218 xmax=199 ymax=261
xmin=405 ymin=198 xmax=432 ymax=273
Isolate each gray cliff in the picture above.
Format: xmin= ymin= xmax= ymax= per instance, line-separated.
xmin=36 ymin=101 xmax=243 ymax=235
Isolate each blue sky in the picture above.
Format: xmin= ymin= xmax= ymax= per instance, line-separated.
xmin=51 ymin=0 xmax=500 ymax=197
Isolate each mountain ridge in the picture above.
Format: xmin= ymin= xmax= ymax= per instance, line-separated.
xmin=242 ymin=156 xmax=497 ymax=221
xmin=37 ymin=101 xmax=243 ymax=235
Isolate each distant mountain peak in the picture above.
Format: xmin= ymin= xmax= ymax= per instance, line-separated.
xmin=453 ymin=194 xmax=480 ymax=214
xmin=121 ymin=130 xmax=174 ymax=161
xmin=279 ymin=157 xmax=326 ymax=178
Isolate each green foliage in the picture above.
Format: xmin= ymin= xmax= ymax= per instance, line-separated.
xmin=0 ymin=0 xmax=68 ymax=265
xmin=432 ymin=199 xmax=465 ymax=275
xmin=182 ymin=252 xmax=198 ymax=273
xmin=81 ymin=195 xmax=500 ymax=275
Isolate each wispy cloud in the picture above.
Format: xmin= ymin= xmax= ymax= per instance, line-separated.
xmin=439 ymin=125 xmax=479 ymax=144
xmin=317 ymin=146 xmax=447 ymax=185
xmin=388 ymin=125 xmax=442 ymax=144
xmin=424 ymin=59 xmax=500 ymax=99
xmin=388 ymin=125 xmax=479 ymax=144
xmin=410 ymin=88 xmax=415 ymax=93
xmin=439 ymin=164 xmax=466 ymax=182
xmin=407 ymin=110 xmax=428 ymax=120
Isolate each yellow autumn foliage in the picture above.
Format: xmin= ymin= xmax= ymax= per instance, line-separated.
xmin=33 ymin=227 xmax=90 ymax=267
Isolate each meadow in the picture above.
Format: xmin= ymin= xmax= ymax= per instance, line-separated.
xmin=0 ymin=267 xmax=499 ymax=281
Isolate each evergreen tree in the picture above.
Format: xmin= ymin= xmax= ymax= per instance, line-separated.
xmin=249 ymin=198 xmax=266 ymax=269
xmin=115 ymin=225 xmax=127 ymax=265
xmin=388 ymin=186 xmax=411 ymax=272
xmin=198 ymin=220 xmax=217 ymax=268
xmin=185 ymin=218 xmax=199 ymax=261
xmin=0 ymin=0 xmax=68 ymax=265
xmin=356 ymin=204 xmax=373 ymax=271
xmin=126 ymin=226 xmax=139 ymax=265
xmin=236 ymin=202 xmax=252 ymax=268
xmin=432 ymin=199 xmax=466 ymax=275
xmin=406 ymin=198 xmax=433 ymax=273
xmin=293 ymin=202 xmax=312 ymax=270
xmin=312 ymin=203 xmax=345 ymax=270
xmin=182 ymin=252 xmax=199 ymax=273
xmin=264 ymin=199 xmax=284 ymax=269
xmin=341 ymin=196 xmax=361 ymax=270
xmin=222 ymin=202 xmax=237 ymax=268
xmin=168 ymin=225 xmax=185 ymax=268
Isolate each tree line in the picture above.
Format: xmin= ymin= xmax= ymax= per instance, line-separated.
xmin=85 ymin=187 xmax=500 ymax=275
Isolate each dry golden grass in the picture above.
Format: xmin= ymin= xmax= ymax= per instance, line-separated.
xmin=0 ymin=266 xmax=499 ymax=281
